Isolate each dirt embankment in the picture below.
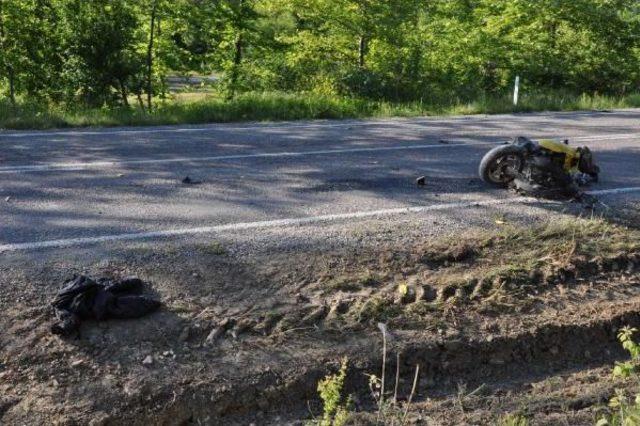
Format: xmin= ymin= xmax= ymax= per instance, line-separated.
xmin=1 ymin=218 xmax=640 ymax=425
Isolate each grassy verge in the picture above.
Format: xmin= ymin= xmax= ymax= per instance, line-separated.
xmin=2 ymin=91 xmax=640 ymax=130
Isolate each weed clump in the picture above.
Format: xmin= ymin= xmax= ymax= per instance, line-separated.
xmin=598 ymin=327 xmax=640 ymax=425
xmin=314 ymin=358 xmax=352 ymax=426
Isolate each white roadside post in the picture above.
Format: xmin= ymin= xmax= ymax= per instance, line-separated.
xmin=513 ymin=75 xmax=520 ymax=106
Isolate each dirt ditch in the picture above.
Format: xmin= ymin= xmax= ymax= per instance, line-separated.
xmin=1 ymin=217 xmax=640 ymax=424
xmin=144 ymin=300 xmax=640 ymax=425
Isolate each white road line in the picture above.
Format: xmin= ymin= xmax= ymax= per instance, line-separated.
xmin=0 ymin=133 xmax=637 ymax=174
xmin=571 ymin=134 xmax=640 ymax=142
xmin=0 ymin=141 xmax=498 ymax=173
xmin=589 ymin=187 xmax=640 ymax=195
xmin=1 ymin=186 xmax=639 ymax=253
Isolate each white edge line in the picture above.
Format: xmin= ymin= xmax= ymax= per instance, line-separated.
xmin=2 ymin=186 xmax=639 ymax=253
xmin=1 ymin=133 xmax=637 ymax=174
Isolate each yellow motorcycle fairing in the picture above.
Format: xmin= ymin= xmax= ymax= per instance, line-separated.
xmin=538 ymin=139 xmax=580 ymax=172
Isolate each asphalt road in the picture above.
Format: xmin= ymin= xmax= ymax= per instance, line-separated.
xmin=1 ymin=110 xmax=639 ymax=253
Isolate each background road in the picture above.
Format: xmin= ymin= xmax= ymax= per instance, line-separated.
xmin=1 ymin=110 xmax=639 ymax=253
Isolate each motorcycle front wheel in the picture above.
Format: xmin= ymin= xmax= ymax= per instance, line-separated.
xmin=479 ymin=145 xmax=525 ymax=187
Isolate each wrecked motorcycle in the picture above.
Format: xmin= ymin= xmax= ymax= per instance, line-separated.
xmin=479 ymin=137 xmax=600 ymax=199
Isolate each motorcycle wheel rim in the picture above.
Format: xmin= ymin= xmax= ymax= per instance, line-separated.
xmin=488 ymin=155 xmax=522 ymax=183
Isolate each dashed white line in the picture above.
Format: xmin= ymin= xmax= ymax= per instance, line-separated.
xmin=0 ymin=141 xmax=497 ymax=173
xmin=1 ymin=186 xmax=639 ymax=253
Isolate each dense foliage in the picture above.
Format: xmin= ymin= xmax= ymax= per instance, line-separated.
xmin=1 ymin=0 xmax=639 ymax=107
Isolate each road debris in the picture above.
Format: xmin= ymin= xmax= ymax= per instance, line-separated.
xmin=415 ymin=176 xmax=427 ymax=186
xmin=50 ymin=275 xmax=161 ymax=337
xmin=181 ymin=176 xmax=203 ymax=185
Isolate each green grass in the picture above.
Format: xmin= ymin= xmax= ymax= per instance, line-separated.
xmin=2 ymin=90 xmax=640 ymax=130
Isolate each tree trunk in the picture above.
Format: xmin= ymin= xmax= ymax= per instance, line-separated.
xmin=358 ymin=35 xmax=367 ymax=68
xmin=549 ymin=20 xmax=558 ymax=50
xmin=228 ymin=32 xmax=243 ymax=99
xmin=118 ymin=78 xmax=129 ymax=107
xmin=8 ymin=66 xmax=15 ymax=104
xmin=146 ymin=0 xmax=157 ymax=110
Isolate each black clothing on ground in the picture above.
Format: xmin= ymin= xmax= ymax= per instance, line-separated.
xmin=51 ymin=275 xmax=161 ymax=336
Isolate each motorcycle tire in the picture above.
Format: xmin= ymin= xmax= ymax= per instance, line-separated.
xmin=479 ymin=144 xmax=526 ymax=187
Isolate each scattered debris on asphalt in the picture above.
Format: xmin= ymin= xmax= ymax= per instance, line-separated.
xmin=4 ymin=196 xmax=11 ymax=202
xmin=438 ymin=139 xmax=450 ymax=144
xmin=182 ymin=176 xmax=203 ymax=185
xmin=415 ymin=176 xmax=427 ymax=186
xmin=50 ymin=275 xmax=161 ymax=337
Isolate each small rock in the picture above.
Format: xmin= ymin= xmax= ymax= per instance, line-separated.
xmin=182 ymin=176 xmax=202 ymax=185
xmin=4 ymin=196 xmax=10 ymax=202
xmin=142 ymin=355 xmax=154 ymax=365
xmin=71 ymin=359 xmax=84 ymax=367
xmin=415 ymin=176 xmax=427 ymax=186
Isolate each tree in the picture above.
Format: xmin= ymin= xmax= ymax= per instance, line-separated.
xmin=0 ymin=0 xmax=17 ymax=103
xmin=61 ymin=0 xmax=145 ymax=106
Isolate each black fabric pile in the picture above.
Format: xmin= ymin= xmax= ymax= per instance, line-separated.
xmin=51 ymin=275 xmax=161 ymax=336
